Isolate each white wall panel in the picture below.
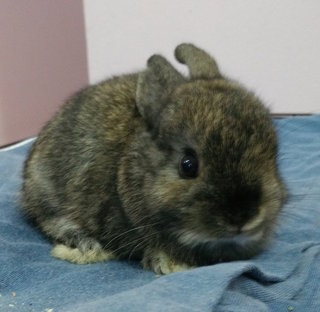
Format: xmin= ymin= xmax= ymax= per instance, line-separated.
xmin=84 ymin=0 xmax=320 ymax=113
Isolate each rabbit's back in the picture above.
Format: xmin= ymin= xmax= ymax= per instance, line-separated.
xmin=21 ymin=74 xmax=140 ymax=236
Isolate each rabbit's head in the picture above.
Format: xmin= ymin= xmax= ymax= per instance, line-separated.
xmin=119 ymin=44 xmax=287 ymax=263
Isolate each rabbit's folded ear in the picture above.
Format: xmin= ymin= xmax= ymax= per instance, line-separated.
xmin=175 ymin=43 xmax=221 ymax=79
xmin=136 ymin=55 xmax=184 ymax=127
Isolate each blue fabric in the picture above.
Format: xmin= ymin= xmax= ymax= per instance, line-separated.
xmin=0 ymin=115 xmax=319 ymax=312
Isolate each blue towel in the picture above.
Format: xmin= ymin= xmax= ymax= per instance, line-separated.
xmin=0 ymin=115 xmax=319 ymax=312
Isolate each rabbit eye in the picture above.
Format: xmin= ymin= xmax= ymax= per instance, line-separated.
xmin=180 ymin=154 xmax=198 ymax=178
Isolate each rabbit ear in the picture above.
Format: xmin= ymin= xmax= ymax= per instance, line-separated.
xmin=136 ymin=54 xmax=184 ymax=126
xmin=175 ymin=43 xmax=221 ymax=79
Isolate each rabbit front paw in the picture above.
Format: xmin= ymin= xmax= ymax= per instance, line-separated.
xmin=142 ymin=250 xmax=192 ymax=275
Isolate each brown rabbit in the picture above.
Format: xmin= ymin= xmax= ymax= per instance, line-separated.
xmin=21 ymin=43 xmax=287 ymax=274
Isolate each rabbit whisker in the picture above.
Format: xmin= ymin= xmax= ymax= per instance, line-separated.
xmin=103 ymin=222 xmax=161 ymax=250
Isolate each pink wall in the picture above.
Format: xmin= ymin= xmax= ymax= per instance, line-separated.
xmin=0 ymin=1 xmax=88 ymax=146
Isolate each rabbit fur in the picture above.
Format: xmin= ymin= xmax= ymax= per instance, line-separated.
xmin=21 ymin=43 xmax=287 ymax=274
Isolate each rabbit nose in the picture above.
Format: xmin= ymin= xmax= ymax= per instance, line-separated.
xmin=227 ymin=210 xmax=256 ymax=229
xmin=227 ymin=202 xmax=260 ymax=229
xmin=224 ymin=186 xmax=261 ymax=228
xmin=227 ymin=214 xmax=260 ymax=235
xmin=226 ymin=223 xmax=247 ymax=235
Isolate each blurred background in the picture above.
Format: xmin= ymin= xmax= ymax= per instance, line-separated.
xmin=1 ymin=0 xmax=319 ymax=146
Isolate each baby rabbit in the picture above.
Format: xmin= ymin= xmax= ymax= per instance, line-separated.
xmin=21 ymin=43 xmax=287 ymax=274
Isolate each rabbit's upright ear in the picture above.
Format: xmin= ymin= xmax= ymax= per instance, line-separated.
xmin=175 ymin=43 xmax=221 ymax=79
xmin=136 ymin=55 xmax=184 ymax=127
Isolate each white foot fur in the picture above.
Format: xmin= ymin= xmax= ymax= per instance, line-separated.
xmin=51 ymin=244 xmax=115 ymax=264
xmin=143 ymin=250 xmax=192 ymax=275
